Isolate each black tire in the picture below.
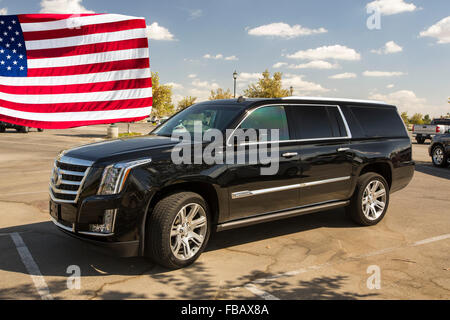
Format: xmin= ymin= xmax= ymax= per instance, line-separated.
xmin=146 ymin=191 xmax=211 ymax=269
xmin=416 ymin=137 xmax=425 ymax=144
xmin=346 ymin=173 xmax=390 ymax=226
xmin=431 ymin=145 xmax=449 ymax=168
xmin=37 ymin=128 xmax=44 ymax=132
xmin=17 ymin=126 xmax=29 ymax=133
xmin=0 ymin=126 xmax=5 ymax=133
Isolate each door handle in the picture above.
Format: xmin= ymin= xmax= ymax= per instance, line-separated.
xmin=337 ymin=147 xmax=350 ymax=152
xmin=282 ymin=152 xmax=298 ymax=158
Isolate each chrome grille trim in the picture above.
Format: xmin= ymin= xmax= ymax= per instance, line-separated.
xmin=49 ymin=155 xmax=94 ymax=204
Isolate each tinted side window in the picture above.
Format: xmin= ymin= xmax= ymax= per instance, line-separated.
xmin=288 ymin=106 xmax=335 ymax=139
xmin=349 ymin=106 xmax=407 ymax=138
xmin=239 ymin=106 xmax=289 ymax=140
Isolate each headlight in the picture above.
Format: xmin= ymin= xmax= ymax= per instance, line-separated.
xmin=98 ymin=158 xmax=152 ymax=195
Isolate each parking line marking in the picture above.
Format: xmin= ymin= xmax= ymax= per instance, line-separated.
xmin=10 ymin=232 xmax=53 ymax=300
xmin=244 ymin=284 xmax=280 ymax=300
xmin=234 ymin=232 xmax=450 ymax=298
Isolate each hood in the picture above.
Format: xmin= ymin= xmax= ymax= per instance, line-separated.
xmin=63 ymin=135 xmax=179 ymax=164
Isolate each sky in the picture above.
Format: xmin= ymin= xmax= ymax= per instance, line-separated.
xmin=0 ymin=0 xmax=449 ymax=116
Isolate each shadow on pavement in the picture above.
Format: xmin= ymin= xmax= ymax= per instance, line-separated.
xmin=55 ymin=133 xmax=106 ymax=139
xmin=414 ymin=161 xmax=450 ymax=180
xmin=0 ymin=208 xmax=371 ymax=299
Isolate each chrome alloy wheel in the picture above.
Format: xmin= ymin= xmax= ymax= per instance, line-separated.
xmin=362 ymin=180 xmax=387 ymax=221
xmin=433 ymin=147 xmax=444 ymax=165
xmin=170 ymin=203 xmax=207 ymax=260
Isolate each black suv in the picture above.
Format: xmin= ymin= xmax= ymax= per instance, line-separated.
xmin=429 ymin=128 xmax=450 ymax=167
xmin=49 ymin=97 xmax=414 ymax=268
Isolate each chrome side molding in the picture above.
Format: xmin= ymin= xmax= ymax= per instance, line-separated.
xmin=231 ymin=176 xmax=351 ymax=199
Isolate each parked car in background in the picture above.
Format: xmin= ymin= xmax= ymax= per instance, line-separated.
xmin=0 ymin=122 xmax=44 ymax=133
xmin=429 ymin=128 xmax=450 ymax=167
xmin=48 ymin=97 xmax=414 ymax=268
xmin=412 ymin=118 xmax=450 ymax=144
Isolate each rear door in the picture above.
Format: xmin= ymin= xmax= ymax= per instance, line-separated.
xmin=286 ymin=105 xmax=354 ymax=206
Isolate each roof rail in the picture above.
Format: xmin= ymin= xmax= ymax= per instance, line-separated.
xmin=282 ymin=96 xmax=388 ymax=105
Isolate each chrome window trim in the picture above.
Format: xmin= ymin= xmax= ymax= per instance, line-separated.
xmin=231 ymin=176 xmax=351 ymax=199
xmin=226 ymin=103 xmax=352 ymax=147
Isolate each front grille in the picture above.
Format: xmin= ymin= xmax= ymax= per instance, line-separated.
xmin=49 ymin=156 xmax=94 ymax=203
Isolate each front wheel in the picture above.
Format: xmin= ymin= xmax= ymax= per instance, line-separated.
xmin=346 ymin=173 xmax=390 ymax=226
xmin=146 ymin=192 xmax=211 ymax=269
xmin=432 ymin=145 xmax=449 ymax=168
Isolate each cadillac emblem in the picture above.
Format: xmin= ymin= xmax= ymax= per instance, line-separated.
xmin=53 ymin=167 xmax=62 ymax=187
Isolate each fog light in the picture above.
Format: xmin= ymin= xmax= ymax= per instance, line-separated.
xmin=89 ymin=209 xmax=116 ymax=234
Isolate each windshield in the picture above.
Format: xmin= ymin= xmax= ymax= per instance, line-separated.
xmin=153 ymin=103 xmax=245 ymax=138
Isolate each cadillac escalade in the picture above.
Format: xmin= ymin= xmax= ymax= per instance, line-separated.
xmin=49 ymin=97 xmax=414 ymax=268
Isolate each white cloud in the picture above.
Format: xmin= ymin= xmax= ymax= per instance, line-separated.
xmin=239 ymin=72 xmax=262 ymax=81
xmin=273 ymin=62 xmax=288 ymax=68
xmin=0 ymin=8 xmax=7 ymax=15
xmin=192 ymin=79 xmax=219 ymax=90
xmin=366 ymin=0 xmax=418 ymax=16
xmin=40 ymin=0 xmax=94 ymax=13
xmin=247 ymin=22 xmax=327 ymax=39
xmin=369 ymin=90 xmax=445 ymax=116
xmin=188 ymin=74 xmax=197 ymax=79
xmin=188 ymin=9 xmax=203 ymax=20
xmin=224 ymin=55 xmax=238 ymax=61
xmin=282 ymin=74 xmax=329 ymax=93
xmin=329 ymin=72 xmax=357 ymax=79
xmin=371 ymin=41 xmax=403 ymax=54
xmin=419 ymin=16 xmax=450 ymax=44
xmin=146 ymin=22 xmax=175 ymax=41
xmin=363 ymin=70 xmax=406 ymax=77
xmin=387 ymin=84 xmax=395 ymax=88
xmin=288 ymin=60 xmax=340 ymax=70
xmin=188 ymin=88 xmax=210 ymax=102
xmin=203 ymin=53 xmax=238 ymax=61
xmin=286 ymin=45 xmax=361 ymax=61
xmin=166 ymin=82 xmax=184 ymax=90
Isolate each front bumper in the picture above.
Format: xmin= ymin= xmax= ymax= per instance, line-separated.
xmin=51 ymin=217 xmax=139 ymax=257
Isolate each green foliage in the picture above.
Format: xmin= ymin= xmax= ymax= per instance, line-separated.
xmin=151 ymin=72 xmax=174 ymax=117
xmin=401 ymin=112 xmax=409 ymax=125
xmin=243 ymin=69 xmax=290 ymax=98
xmin=409 ymin=113 xmax=424 ymax=125
xmin=209 ymin=88 xmax=233 ymax=100
xmin=178 ymin=96 xmax=197 ymax=110
xmin=422 ymin=114 xmax=431 ymax=124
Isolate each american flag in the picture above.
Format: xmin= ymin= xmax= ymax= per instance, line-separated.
xmin=0 ymin=13 xmax=152 ymax=129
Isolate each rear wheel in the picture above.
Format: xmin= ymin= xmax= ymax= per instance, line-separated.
xmin=432 ymin=145 xmax=449 ymax=168
xmin=17 ymin=126 xmax=29 ymax=133
xmin=0 ymin=126 xmax=5 ymax=133
xmin=37 ymin=128 xmax=44 ymax=132
xmin=346 ymin=173 xmax=390 ymax=226
xmin=146 ymin=191 xmax=211 ymax=269
xmin=416 ymin=136 xmax=425 ymax=144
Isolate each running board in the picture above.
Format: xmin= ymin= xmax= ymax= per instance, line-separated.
xmin=216 ymin=200 xmax=349 ymax=231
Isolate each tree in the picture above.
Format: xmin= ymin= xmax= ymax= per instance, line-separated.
xmin=178 ymin=96 xmax=197 ymax=110
xmin=151 ymin=72 xmax=174 ymax=117
xmin=244 ymin=69 xmax=290 ymax=98
xmin=409 ymin=113 xmax=424 ymax=125
xmin=209 ymin=88 xmax=233 ymax=100
xmin=422 ymin=114 xmax=431 ymax=124
xmin=400 ymin=112 xmax=409 ymax=125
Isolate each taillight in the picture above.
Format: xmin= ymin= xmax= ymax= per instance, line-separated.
xmin=412 ymin=124 xmax=415 ymax=131
xmin=436 ymin=126 xmax=440 ymax=133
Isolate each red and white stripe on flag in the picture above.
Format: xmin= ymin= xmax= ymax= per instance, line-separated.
xmin=0 ymin=13 xmax=152 ymax=129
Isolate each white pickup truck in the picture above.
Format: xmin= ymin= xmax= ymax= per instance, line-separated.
xmin=412 ymin=118 xmax=450 ymax=144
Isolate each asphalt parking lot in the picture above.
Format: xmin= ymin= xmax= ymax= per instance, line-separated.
xmin=0 ymin=124 xmax=449 ymax=300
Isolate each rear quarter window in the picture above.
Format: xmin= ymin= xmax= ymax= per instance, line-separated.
xmin=348 ymin=105 xmax=407 ymax=138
